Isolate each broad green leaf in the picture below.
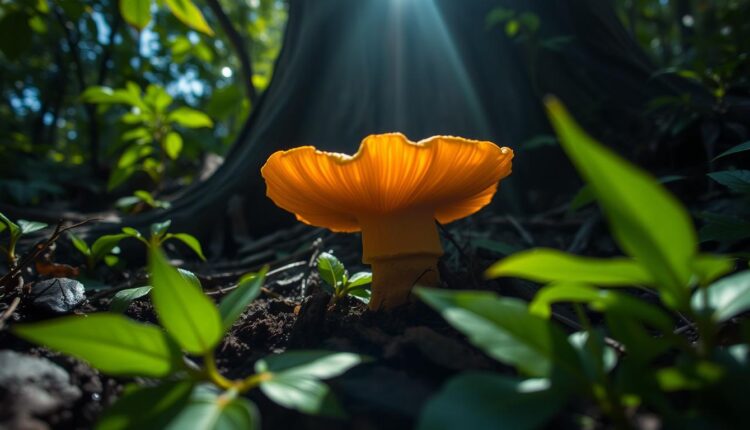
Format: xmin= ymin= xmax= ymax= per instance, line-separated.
xmin=168 ymin=107 xmax=214 ymax=128
xmin=317 ymin=252 xmax=346 ymax=289
xmin=122 ymin=227 xmax=142 ymax=237
xmin=165 ymin=233 xmax=206 ymax=260
xmin=256 ymin=351 xmax=363 ymax=417
xmin=692 ymin=271 xmax=750 ymax=323
xmin=119 ymin=0 xmax=152 ymax=30
xmin=713 ymin=141 xmax=750 ymax=161
xmin=148 ymin=249 xmax=223 ymax=355
xmin=415 ymin=288 xmax=579 ymax=377
xmin=417 ymin=373 xmax=565 ymax=430
xmin=545 ymin=97 xmax=697 ymax=308
xmin=134 ymin=190 xmax=157 ymax=206
xmin=110 ymin=286 xmax=153 ymax=313
xmin=708 ymin=170 xmax=750 ymax=194
xmin=256 ymin=351 xmax=364 ymax=380
xmin=346 ymin=272 xmax=372 ymax=288
xmin=691 ymin=254 xmax=734 ymax=285
xmin=144 ymin=84 xmax=173 ymax=113
xmin=81 ymin=86 xmax=144 ymax=108
xmin=96 ymin=381 xmax=193 ymax=430
xmin=569 ymin=175 xmax=684 ymax=213
xmin=163 ymin=0 xmax=215 ymax=36
xmin=17 ymin=219 xmax=47 ymax=234
xmin=107 ymin=165 xmax=138 ymax=190
xmin=161 ymin=385 xmax=260 ymax=430
xmin=0 ymin=212 xmax=19 ymax=237
xmin=530 ymin=283 xmax=674 ymax=331
xmin=486 ymin=248 xmax=652 ymax=286
xmin=347 ymin=286 xmax=371 ymax=304
xmin=219 ymin=268 xmax=267 ymax=330
xmin=164 ymin=132 xmax=183 ymax=160
xmin=91 ymin=234 xmax=129 ymax=263
xmin=151 ymin=220 xmax=172 ymax=238
xmin=68 ymin=233 xmax=91 ymax=256
xmin=13 ymin=313 xmax=181 ymax=377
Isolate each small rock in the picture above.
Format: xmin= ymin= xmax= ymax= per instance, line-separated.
xmin=0 ymin=350 xmax=82 ymax=429
xmin=30 ymin=278 xmax=85 ymax=313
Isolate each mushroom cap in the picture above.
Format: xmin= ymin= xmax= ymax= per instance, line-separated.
xmin=261 ymin=133 xmax=514 ymax=232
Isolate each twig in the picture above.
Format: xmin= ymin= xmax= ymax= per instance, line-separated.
xmin=0 ymin=297 xmax=21 ymax=331
xmin=507 ymin=215 xmax=535 ymax=246
xmin=205 ymin=261 xmax=307 ymax=296
xmin=0 ymin=218 xmax=98 ymax=290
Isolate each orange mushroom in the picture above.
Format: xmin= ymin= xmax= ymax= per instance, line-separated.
xmin=261 ymin=133 xmax=513 ymax=310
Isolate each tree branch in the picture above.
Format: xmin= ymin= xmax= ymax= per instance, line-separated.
xmin=205 ymin=0 xmax=258 ymax=104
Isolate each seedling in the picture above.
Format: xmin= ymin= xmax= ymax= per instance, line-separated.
xmin=317 ymin=252 xmax=372 ymax=305
xmin=122 ymin=219 xmax=206 ymax=260
xmin=0 ymin=212 xmax=47 ymax=265
xmin=115 ymin=190 xmax=171 ymax=213
xmin=13 ymin=246 xmax=364 ymax=428
xmin=69 ymin=232 xmax=127 ymax=272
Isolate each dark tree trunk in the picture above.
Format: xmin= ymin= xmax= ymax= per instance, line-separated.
xmin=99 ymin=0 xmax=697 ymax=249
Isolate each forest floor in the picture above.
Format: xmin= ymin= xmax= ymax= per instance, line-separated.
xmin=0 ymin=207 xmax=643 ymax=429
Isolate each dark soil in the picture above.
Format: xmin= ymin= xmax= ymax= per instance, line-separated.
xmin=0 ymin=209 xmax=636 ymax=430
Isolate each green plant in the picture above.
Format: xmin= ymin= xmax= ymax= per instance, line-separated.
xmin=317 ymin=252 xmax=372 ymax=305
xmin=69 ymin=219 xmax=205 ymax=273
xmin=122 ymin=219 xmax=206 ymax=260
xmin=115 ymin=190 xmax=172 ymax=214
xmin=81 ymin=82 xmax=213 ymax=190
xmin=13 ymin=246 xmax=364 ymax=428
xmin=0 ymin=212 xmax=47 ymax=265
xmin=415 ymin=98 xmax=749 ymax=429
xmin=69 ymin=232 xmax=128 ymax=272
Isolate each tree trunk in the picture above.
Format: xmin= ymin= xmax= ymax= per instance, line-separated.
xmin=99 ymin=0 xmax=694 ymax=248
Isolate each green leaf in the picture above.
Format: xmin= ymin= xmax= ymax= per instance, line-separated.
xmin=0 ymin=212 xmax=19 ymax=237
xmin=13 ymin=313 xmax=181 ymax=377
xmin=692 ymin=254 xmax=735 ymax=285
xmin=256 ymin=351 xmax=363 ymax=417
xmin=347 ymin=286 xmax=371 ymax=304
xmin=107 ymin=165 xmax=138 ymax=191
xmin=415 ymin=288 xmax=579 ymax=377
xmin=218 ymin=268 xmax=267 ymax=330
xmin=162 ymin=385 xmax=259 ymax=430
xmin=122 ymin=227 xmax=143 ymax=238
xmin=346 ymin=272 xmax=372 ymax=288
xmin=110 ymin=286 xmax=153 ymax=313
xmin=708 ymin=170 xmax=750 ymax=194
xmin=545 ymin=97 xmax=697 ymax=308
xmin=151 ymin=220 xmax=172 ymax=238
xmin=68 ymin=233 xmax=90 ymax=256
xmin=713 ymin=141 xmax=750 ymax=161
xmin=570 ymin=177 xmax=684 ymax=213
xmin=96 ymin=381 xmax=193 ymax=430
xmin=417 ymin=373 xmax=566 ymax=430
xmin=164 ymin=132 xmax=183 ymax=160
xmin=163 ymin=0 xmax=215 ymax=36
xmin=165 ymin=233 xmax=206 ymax=260
xmin=530 ymin=283 xmax=674 ymax=331
xmin=486 ymin=248 xmax=652 ymax=286
xmin=317 ymin=252 xmax=346 ymax=289
xmin=168 ymin=107 xmax=214 ymax=128
xmin=148 ymin=248 xmax=223 ymax=355
xmin=692 ymin=271 xmax=750 ymax=323
xmin=134 ymin=190 xmax=157 ymax=206
xmin=91 ymin=234 xmax=130 ymax=264
xmin=17 ymin=219 xmax=47 ymax=234
xmin=119 ymin=0 xmax=152 ymax=30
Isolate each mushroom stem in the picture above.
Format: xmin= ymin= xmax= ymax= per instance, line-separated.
xmin=359 ymin=211 xmax=443 ymax=310
xmin=369 ymin=254 xmax=440 ymax=310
